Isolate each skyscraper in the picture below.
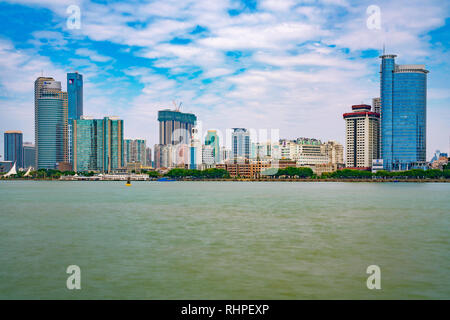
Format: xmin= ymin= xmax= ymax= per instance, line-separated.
xmin=35 ymin=80 xmax=66 ymax=169
xmin=72 ymin=116 xmax=124 ymax=172
xmin=343 ymin=104 xmax=380 ymax=168
xmin=34 ymin=76 xmax=55 ymax=168
xmin=158 ymin=109 xmax=197 ymax=145
xmin=23 ymin=142 xmax=35 ymax=169
xmin=204 ymin=130 xmax=220 ymax=163
xmin=4 ymin=131 xmax=23 ymax=169
xmin=232 ymin=128 xmax=250 ymax=160
xmin=67 ymin=72 xmax=83 ymax=120
xmin=124 ymin=139 xmax=147 ymax=165
xmin=380 ymin=54 xmax=428 ymax=171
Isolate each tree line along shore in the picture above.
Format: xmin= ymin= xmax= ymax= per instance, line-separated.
xmin=1 ymin=167 xmax=450 ymax=182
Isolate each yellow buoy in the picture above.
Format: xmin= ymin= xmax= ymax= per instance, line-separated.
xmin=126 ymin=176 xmax=131 ymax=186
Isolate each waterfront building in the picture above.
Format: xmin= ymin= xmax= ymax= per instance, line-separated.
xmin=380 ymin=54 xmax=428 ymax=171
xmin=67 ymin=72 xmax=83 ymax=164
xmin=202 ymin=144 xmax=214 ymax=165
xmin=4 ymin=131 xmax=23 ymax=169
xmin=158 ymin=109 xmax=197 ymax=145
xmin=232 ymin=128 xmax=250 ymax=160
xmin=344 ymin=104 xmax=380 ymax=169
xmin=67 ymin=72 xmax=83 ymax=120
xmin=146 ymin=147 xmax=152 ymax=167
xmin=72 ymin=116 xmax=124 ymax=172
xmin=35 ymin=80 xmax=66 ymax=169
xmin=372 ymin=97 xmax=381 ymax=114
xmin=23 ymin=142 xmax=35 ymax=169
xmin=34 ymin=76 xmax=54 ymax=168
xmin=205 ymin=130 xmax=220 ymax=163
xmin=430 ymin=150 xmax=449 ymax=170
xmin=154 ymin=144 xmax=173 ymax=169
xmin=124 ymin=139 xmax=147 ymax=166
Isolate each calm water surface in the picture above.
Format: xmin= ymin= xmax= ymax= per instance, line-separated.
xmin=0 ymin=181 xmax=449 ymax=299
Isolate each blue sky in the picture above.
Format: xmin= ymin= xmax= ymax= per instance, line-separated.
xmin=0 ymin=0 xmax=449 ymax=160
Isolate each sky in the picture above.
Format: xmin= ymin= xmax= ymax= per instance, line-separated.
xmin=0 ymin=0 xmax=449 ymax=160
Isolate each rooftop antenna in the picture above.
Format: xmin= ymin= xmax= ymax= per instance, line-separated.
xmin=383 ymin=43 xmax=386 ymax=55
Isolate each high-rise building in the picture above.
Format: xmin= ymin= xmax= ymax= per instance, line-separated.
xmin=343 ymin=104 xmax=380 ymax=168
xmin=72 ymin=116 xmax=124 ymax=172
xmin=204 ymin=130 xmax=220 ymax=163
xmin=145 ymin=147 xmax=152 ymax=167
xmin=372 ymin=97 xmax=381 ymax=114
xmin=36 ymin=80 xmax=66 ymax=169
xmin=4 ymin=131 xmax=23 ymax=169
xmin=23 ymin=142 xmax=35 ymax=169
xmin=158 ymin=109 xmax=197 ymax=145
xmin=124 ymin=139 xmax=147 ymax=166
xmin=34 ymin=76 xmax=54 ymax=168
xmin=380 ymin=54 xmax=428 ymax=171
xmin=67 ymin=72 xmax=83 ymax=120
xmin=67 ymin=72 xmax=83 ymax=165
xmin=232 ymin=128 xmax=250 ymax=160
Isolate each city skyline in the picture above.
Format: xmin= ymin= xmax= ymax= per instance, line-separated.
xmin=0 ymin=0 xmax=449 ymax=160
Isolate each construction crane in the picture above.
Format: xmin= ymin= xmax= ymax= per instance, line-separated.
xmin=172 ymin=100 xmax=182 ymax=112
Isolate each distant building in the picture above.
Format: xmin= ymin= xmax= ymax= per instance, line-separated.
xmin=145 ymin=147 xmax=152 ymax=167
xmin=72 ymin=116 xmax=124 ymax=172
xmin=205 ymin=130 xmax=220 ymax=163
xmin=232 ymin=128 xmax=250 ymax=159
xmin=4 ymin=131 xmax=23 ymax=169
xmin=344 ymin=104 xmax=380 ymax=169
xmin=23 ymin=142 xmax=35 ymax=169
xmin=124 ymin=139 xmax=147 ymax=166
xmin=430 ymin=150 xmax=448 ymax=170
xmin=380 ymin=54 xmax=428 ymax=171
xmin=372 ymin=97 xmax=381 ymax=114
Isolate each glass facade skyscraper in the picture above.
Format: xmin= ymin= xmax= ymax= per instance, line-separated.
xmin=36 ymin=85 xmax=65 ymax=169
xmin=232 ymin=128 xmax=250 ymax=159
xmin=4 ymin=131 xmax=23 ymax=169
xmin=158 ymin=109 xmax=197 ymax=145
xmin=380 ymin=54 xmax=428 ymax=171
xmin=124 ymin=139 xmax=147 ymax=165
xmin=72 ymin=117 xmax=124 ymax=172
xmin=67 ymin=72 xmax=83 ymax=120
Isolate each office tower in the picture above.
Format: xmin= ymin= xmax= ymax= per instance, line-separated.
xmin=67 ymin=72 xmax=83 ymax=120
xmin=158 ymin=109 xmax=197 ymax=145
xmin=23 ymin=142 xmax=35 ymax=169
xmin=124 ymin=139 xmax=147 ymax=166
xmin=372 ymin=97 xmax=382 ymax=157
xmin=204 ymin=130 xmax=220 ymax=163
xmin=145 ymin=147 xmax=152 ymax=167
xmin=154 ymin=144 xmax=173 ymax=169
xmin=326 ymin=140 xmax=344 ymax=167
xmin=380 ymin=54 xmax=428 ymax=171
xmin=67 ymin=72 xmax=83 ymax=165
xmin=343 ymin=104 xmax=380 ymax=168
xmin=72 ymin=116 xmax=124 ymax=172
xmin=232 ymin=128 xmax=250 ymax=159
xmin=4 ymin=131 xmax=23 ymax=169
xmin=34 ymin=76 xmax=54 ymax=168
xmin=36 ymin=80 xmax=66 ymax=169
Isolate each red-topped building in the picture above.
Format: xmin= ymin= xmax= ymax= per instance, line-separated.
xmin=343 ymin=105 xmax=380 ymax=168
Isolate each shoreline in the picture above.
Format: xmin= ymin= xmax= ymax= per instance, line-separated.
xmin=2 ymin=178 xmax=450 ymax=183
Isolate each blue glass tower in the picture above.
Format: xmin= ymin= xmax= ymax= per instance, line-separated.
xmin=4 ymin=131 xmax=23 ymax=169
xmin=37 ymin=91 xmax=65 ymax=169
xmin=380 ymin=54 xmax=428 ymax=171
xmin=67 ymin=72 xmax=83 ymax=120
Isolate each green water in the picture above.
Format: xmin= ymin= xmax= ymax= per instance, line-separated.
xmin=0 ymin=181 xmax=449 ymax=299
